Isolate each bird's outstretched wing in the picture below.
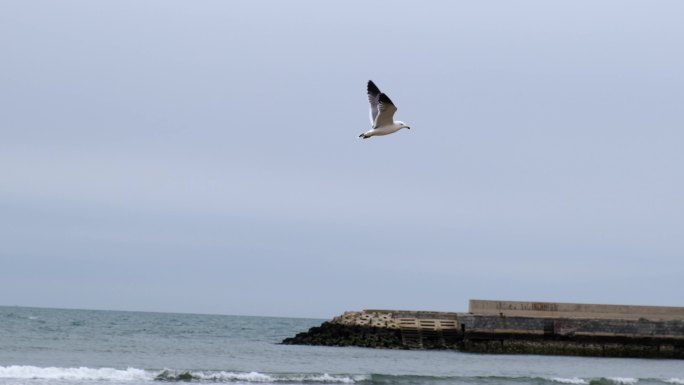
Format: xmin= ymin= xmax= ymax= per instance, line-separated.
xmin=367 ymin=80 xmax=381 ymax=127
xmin=375 ymin=93 xmax=397 ymax=127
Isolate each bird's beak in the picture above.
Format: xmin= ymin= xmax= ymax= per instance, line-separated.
xmin=407 ymin=127 xmax=411 ymax=129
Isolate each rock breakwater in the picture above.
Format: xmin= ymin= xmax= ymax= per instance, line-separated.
xmin=282 ymin=301 xmax=684 ymax=359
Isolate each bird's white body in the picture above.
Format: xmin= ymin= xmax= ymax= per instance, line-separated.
xmin=359 ymin=80 xmax=410 ymax=139
xmin=360 ymin=121 xmax=408 ymax=138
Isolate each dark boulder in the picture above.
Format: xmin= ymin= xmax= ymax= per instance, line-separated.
xmin=282 ymin=322 xmax=405 ymax=349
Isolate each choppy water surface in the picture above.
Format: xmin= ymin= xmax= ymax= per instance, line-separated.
xmin=0 ymin=307 xmax=681 ymax=385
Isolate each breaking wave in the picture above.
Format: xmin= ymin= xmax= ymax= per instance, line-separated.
xmin=0 ymin=366 xmax=679 ymax=385
xmin=155 ymin=370 xmax=364 ymax=383
xmin=0 ymin=366 xmax=153 ymax=381
xmin=589 ymin=379 xmax=639 ymax=385
xmin=0 ymin=366 xmax=362 ymax=383
xmin=549 ymin=378 xmax=589 ymax=385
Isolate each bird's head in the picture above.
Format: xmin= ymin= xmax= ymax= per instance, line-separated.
xmin=397 ymin=121 xmax=411 ymax=130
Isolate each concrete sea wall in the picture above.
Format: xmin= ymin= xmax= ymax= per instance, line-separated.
xmin=469 ymin=299 xmax=684 ymax=321
xmin=282 ymin=301 xmax=684 ymax=359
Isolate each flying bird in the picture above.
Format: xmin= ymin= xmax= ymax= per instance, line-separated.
xmin=359 ymin=80 xmax=411 ymax=139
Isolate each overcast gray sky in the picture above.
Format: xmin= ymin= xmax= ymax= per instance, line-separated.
xmin=1 ymin=1 xmax=683 ymax=318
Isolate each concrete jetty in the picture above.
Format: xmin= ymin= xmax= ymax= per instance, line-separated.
xmin=283 ymin=300 xmax=684 ymax=359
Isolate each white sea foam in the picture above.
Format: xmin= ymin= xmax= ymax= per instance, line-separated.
xmin=286 ymin=373 xmax=363 ymax=383
xmin=192 ymin=371 xmax=362 ymax=383
xmin=0 ymin=366 xmax=362 ymax=383
xmin=201 ymin=371 xmax=275 ymax=382
xmin=665 ymin=379 xmax=684 ymax=385
xmin=549 ymin=377 xmax=589 ymax=384
xmin=0 ymin=365 xmax=153 ymax=381
xmin=607 ymin=378 xmax=638 ymax=385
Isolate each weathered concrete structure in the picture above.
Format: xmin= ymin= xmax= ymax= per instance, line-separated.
xmin=469 ymin=299 xmax=684 ymax=321
xmin=282 ymin=300 xmax=684 ymax=359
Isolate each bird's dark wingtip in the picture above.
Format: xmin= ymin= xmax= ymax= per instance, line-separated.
xmin=367 ymin=80 xmax=380 ymax=95
xmin=378 ymin=92 xmax=394 ymax=105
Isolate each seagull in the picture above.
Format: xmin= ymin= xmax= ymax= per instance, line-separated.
xmin=359 ymin=80 xmax=411 ymax=139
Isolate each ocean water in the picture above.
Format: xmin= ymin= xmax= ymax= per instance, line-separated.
xmin=0 ymin=307 xmax=681 ymax=385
